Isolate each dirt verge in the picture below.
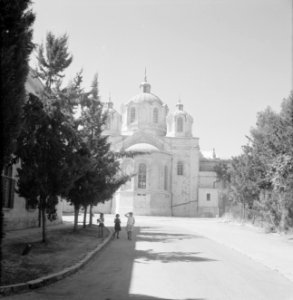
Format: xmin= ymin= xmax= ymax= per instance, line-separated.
xmin=1 ymin=225 xmax=108 ymax=286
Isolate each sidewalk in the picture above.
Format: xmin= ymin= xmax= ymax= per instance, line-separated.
xmin=182 ymin=219 xmax=293 ymax=283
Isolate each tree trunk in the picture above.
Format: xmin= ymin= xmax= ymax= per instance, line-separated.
xmin=41 ymin=198 xmax=47 ymax=243
xmin=89 ymin=204 xmax=93 ymax=227
xmin=83 ymin=205 xmax=87 ymax=228
xmin=73 ymin=205 xmax=79 ymax=231
xmin=242 ymin=202 xmax=246 ymax=220
xmin=0 ymin=170 xmax=4 ymax=285
xmin=279 ymin=192 xmax=288 ymax=232
xmin=38 ymin=205 xmax=41 ymax=227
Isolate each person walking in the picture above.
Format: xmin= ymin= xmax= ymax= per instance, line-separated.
xmin=97 ymin=213 xmax=105 ymax=238
xmin=114 ymin=214 xmax=121 ymax=239
xmin=125 ymin=212 xmax=135 ymax=240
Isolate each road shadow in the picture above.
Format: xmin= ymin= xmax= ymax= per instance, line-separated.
xmin=135 ymin=228 xmax=203 ymax=244
xmin=104 ymin=296 xmax=205 ymax=300
xmin=134 ymin=250 xmax=215 ymax=263
xmin=134 ymin=227 xmax=216 ymax=264
xmin=127 ymin=296 xmax=205 ymax=300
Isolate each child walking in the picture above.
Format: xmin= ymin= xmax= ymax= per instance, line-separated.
xmin=97 ymin=213 xmax=104 ymax=237
xmin=125 ymin=212 xmax=135 ymax=240
xmin=114 ymin=214 xmax=121 ymax=239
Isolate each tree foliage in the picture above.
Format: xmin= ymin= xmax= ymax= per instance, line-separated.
xmin=66 ymin=74 xmax=130 ymax=229
xmin=15 ymin=32 xmax=80 ymax=242
xmin=0 ymin=0 xmax=35 ymax=167
xmin=0 ymin=0 xmax=35 ymax=283
xmin=36 ymin=32 xmax=73 ymax=91
xmin=216 ymin=92 xmax=293 ymax=231
xmin=16 ymin=93 xmax=80 ymax=242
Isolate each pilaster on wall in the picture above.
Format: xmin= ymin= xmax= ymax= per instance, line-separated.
xmin=167 ymin=136 xmax=200 ymax=217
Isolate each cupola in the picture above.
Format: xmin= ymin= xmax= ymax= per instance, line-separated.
xmin=166 ymin=99 xmax=193 ymax=137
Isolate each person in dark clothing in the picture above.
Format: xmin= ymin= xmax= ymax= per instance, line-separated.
xmin=114 ymin=214 xmax=121 ymax=239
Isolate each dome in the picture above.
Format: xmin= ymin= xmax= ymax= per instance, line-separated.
xmin=172 ymin=100 xmax=193 ymax=120
xmin=125 ymin=143 xmax=160 ymax=152
xmin=126 ymin=70 xmax=163 ymax=105
xmin=128 ymin=92 xmax=163 ymax=105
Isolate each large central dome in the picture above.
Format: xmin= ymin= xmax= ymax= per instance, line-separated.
xmin=127 ymin=71 xmax=163 ymax=105
xmin=121 ymin=72 xmax=168 ymax=137
xmin=128 ymin=92 xmax=163 ymax=105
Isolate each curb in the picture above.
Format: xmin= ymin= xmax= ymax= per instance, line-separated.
xmin=0 ymin=228 xmax=114 ymax=297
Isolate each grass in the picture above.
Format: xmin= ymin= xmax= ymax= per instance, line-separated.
xmin=1 ymin=225 xmax=108 ymax=286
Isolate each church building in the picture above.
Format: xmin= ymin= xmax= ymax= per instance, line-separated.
xmin=98 ymin=73 xmax=220 ymax=217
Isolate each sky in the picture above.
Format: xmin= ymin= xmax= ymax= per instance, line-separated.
xmin=31 ymin=0 xmax=292 ymax=159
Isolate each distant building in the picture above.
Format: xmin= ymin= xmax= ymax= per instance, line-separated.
xmin=97 ymin=74 xmax=221 ymax=217
xmin=2 ymin=70 xmax=63 ymax=230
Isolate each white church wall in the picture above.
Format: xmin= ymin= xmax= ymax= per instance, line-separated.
xmin=199 ymin=171 xmax=218 ymax=188
xmin=115 ymin=191 xmax=135 ymax=215
xmin=198 ymin=188 xmax=219 ymax=217
xmin=167 ymin=137 xmax=199 ymax=217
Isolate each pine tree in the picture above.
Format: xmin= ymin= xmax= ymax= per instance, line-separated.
xmin=16 ymin=32 xmax=81 ymax=242
xmin=66 ymin=74 xmax=130 ymax=229
xmin=36 ymin=32 xmax=72 ymax=91
xmin=16 ymin=93 xmax=80 ymax=242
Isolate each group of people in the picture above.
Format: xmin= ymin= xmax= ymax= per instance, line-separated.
xmin=96 ymin=212 xmax=135 ymax=240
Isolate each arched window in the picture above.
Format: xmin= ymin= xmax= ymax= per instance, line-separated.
xmin=130 ymin=107 xmax=136 ymax=123
xmin=164 ymin=165 xmax=168 ymax=190
xmin=153 ymin=108 xmax=159 ymax=123
xmin=138 ymin=163 xmax=146 ymax=189
xmin=177 ymin=161 xmax=184 ymax=176
xmin=177 ymin=117 xmax=183 ymax=132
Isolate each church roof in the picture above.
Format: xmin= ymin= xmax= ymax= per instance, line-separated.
xmin=128 ymin=92 xmax=163 ymax=105
xmin=126 ymin=70 xmax=164 ymax=106
xmin=126 ymin=143 xmax=160 ymax=152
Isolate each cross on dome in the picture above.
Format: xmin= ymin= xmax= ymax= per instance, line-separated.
xmin=140 ymin=67 xmax=151 ymax=93
xmin=107 ymin=92 xmax=113 ymax=109
xmin=144 ymin=67 xmax=147 ymax=82
xmin=176 ymin=98 xmax=184 ymax=111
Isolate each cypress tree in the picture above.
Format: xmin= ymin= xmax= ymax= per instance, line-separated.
xmin=0 ymin=0 xmax=35 ymax=283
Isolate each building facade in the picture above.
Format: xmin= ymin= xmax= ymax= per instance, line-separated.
xmin=2 ymin=71 xmax=63 ymax=230
xmin=97 ymin=75 xmax=220 ymax=217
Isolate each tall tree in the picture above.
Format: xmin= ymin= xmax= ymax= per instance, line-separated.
xmin=229 ymin=146 xmax=261 ymax=219
xmin=0 ymin=0 xmax=35 ymax=283
xmin=225 ymin=92 xmax=293 ymax=230
xmin=214 ymin=161 xmax=232 ymax=215
xmin=36 ymin=32 xmax=72 ymax=91
xmin=269 ymin=93 xmax=293 ymax=230
xmin=16 ymin=93 xmax=80 ymax=242
xmin=16 ymin=32 xmax=80 ymax=242
xmin=66 ymin=74 xmax=130 ymax=229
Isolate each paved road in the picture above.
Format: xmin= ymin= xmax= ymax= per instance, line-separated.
xmin=5 ymin=217 xmax=293 ymax=300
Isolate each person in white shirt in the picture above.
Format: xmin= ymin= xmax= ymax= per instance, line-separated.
xmin=125 ymin=212 xmax=135 ymax=240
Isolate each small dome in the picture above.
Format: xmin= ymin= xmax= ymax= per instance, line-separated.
xmin=126 ymin=143 xmax=159 ymax=152
xmin=173 ymin=109 xmax=188 ymax=117
xmin=173 ymin=100 xmax=192 ymax=119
